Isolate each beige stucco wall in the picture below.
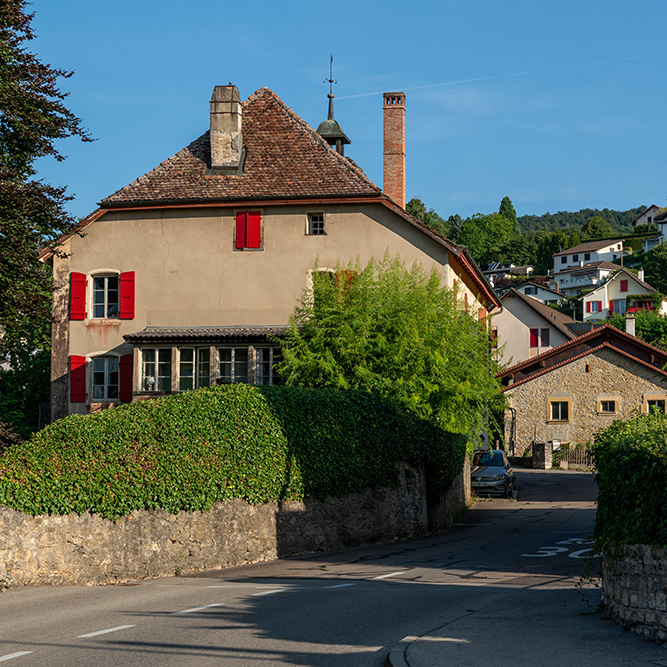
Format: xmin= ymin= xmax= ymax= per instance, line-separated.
xmin=492 ymin=296 xmax=570 ymax=367
xmin=504 ymin=347 xmax=667 ymax=453
xmin=53 ymin=202 xmax=489 ymax=416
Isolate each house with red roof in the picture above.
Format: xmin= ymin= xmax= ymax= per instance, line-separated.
xmin=497 ymin=325 xmax=667 ymax=454
xmin=45 ymin=84 xmax=499 ymax=420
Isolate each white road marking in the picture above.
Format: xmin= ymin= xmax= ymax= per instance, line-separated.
xmin=0 ymin=653 xmax=33 ymax=662
xmin=172 ymin=603 xmax=224 ymax=614
xmin=324 ymin=583 xmax=355 ymax=589
xmin=373 ymin=571 xmax=407 ymax=580
xmin=521 ymin=546 xmax=569 ymax=557
xmin=252 ymin=588 xmax=287 ymax=596
xmin=77 ymin=625 xmax=136 ymax=638
xmin=569 ymin=548 xmax=601 ymax=559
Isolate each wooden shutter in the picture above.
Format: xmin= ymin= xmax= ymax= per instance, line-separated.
xmin=586 ymin=301 xmax=591 ymax=313
xmin=246 ymin=211 xmax=262 ymax=248
xmin=529 ymin=328 xmax=538 ymax=348
xmin=119 ymin=354 xmax=134 ymax=402
xmin=598 ymin=301 xmax=603 ymax=312
xmin=609 ymin=300 xmax=614 ymax=314
xmin=119 ymin=271 xmax=135 ymax=319
xmin=70 ymin=273 xmax=87 ymax=320
xmin=620 ymin=280 xmax=628 ymax=292
xmin=69 ymin=355 xmax=87 ymax=402
xmin=235 ymin=212 xmax=247 ymax=249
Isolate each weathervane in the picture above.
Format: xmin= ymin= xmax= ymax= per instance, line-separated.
xmin=324 ymin=54 xmax=337 ymax=98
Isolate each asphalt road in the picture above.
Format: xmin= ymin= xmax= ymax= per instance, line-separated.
xmin=0 ymin=469 xmax=654 ymax=666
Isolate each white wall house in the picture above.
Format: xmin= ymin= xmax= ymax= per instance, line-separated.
xmin=552 ymin=261 xmax=621 ymax=297
xmin=492 ymin=289 xmax=576 ymax=367
xmin=581 ymin=269 xmax=667 ymax=322
xmin=552 ymin=239 xmax=624 ymax=276
xmin=513 ymin=281 xmax=564 ymax=306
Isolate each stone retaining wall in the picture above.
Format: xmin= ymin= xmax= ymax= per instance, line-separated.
xmin=602 ymin=545 xmax=667 ymax=645
xmin=0 ymin=463 xmax=466 ymax=588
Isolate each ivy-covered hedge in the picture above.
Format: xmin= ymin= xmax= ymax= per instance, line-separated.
xmin=0 ymin=385 xmax=466 ymax=520
xmin=592 ymin=412 xmax=667 ymax=550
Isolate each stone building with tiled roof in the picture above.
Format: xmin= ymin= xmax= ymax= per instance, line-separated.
xmin=46 ymin=84 xmax=499 ymax=420
xmin=497 ymin=325 xmax=667 ymax=454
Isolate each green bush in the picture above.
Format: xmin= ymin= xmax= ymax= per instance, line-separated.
xmin=592 ymin=412 xmax=667 ymax=550
xmin=0 ymin=385 xmax=466 ymax=520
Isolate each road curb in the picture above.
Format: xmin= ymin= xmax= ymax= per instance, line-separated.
xmin=385 ymin=636 xmax=414 ymax=667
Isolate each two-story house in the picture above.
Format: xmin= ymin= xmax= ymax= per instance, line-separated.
xmin=551 ymin=240 xmax=624 ymax=296
xmin=491 ymin=288 xmax=576 ymax=367
xmin=581 ymin=268 xmax=666 ymax=322
xmin=43 ymin=84 xmax=500 ymax=420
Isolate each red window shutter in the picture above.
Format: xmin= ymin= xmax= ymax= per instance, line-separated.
xmin=235 ymin=212 xmax=247 ymax=249
xmin=478 ymin=307 xmax=487 ymax=322
xmin=620 ymin=280 xmax=628 ymax=292
xmin=119 ymin=354 xmax=134 ymax=402
xmin=119 ymin=271 xmax=135 ymax=319
xmin=598 ymin=301 xmax=603 ymax=312
xmin=609 ymin=300 xmax=614 ymax=314
xmin=529 ymin=328 xmax=538 ymax=348
xmin=247 ymin=211 xmax=262 ymax=248
xmin=70 ymin=273 xmax=87 ymax=320
xmin=70 ymin=355 xmax=87 ymax=402
xmin=586 ymin=301 xmax=591 ymax=313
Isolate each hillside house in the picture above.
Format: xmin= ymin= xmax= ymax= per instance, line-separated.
xmin=498 ymin=325 xmax=667 ymax=454
xmin=492 ymin=288 xmax=576 ymax=366
xmin=581 ymin=268 xmax=667 ymax=322
xmin=44 ymin=84 xmax=499 ymax=420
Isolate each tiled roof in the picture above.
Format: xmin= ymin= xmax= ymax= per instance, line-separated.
xmin=101 ymin=87 xmax=380 ymax=206
xmin=500 ymin=289 xmax=576 ymax=340
xmin=500 ymin=341 xmax=667 ymax=391
xmin=124 ymin=326 xmax=286 ymax=344
xmin=552 ymin=239 xmax=624 ymax=257
xmin=497 ymin=323 xmax=667 ymax=388
xmin=554 ymin=261 xmax=622 ymax=276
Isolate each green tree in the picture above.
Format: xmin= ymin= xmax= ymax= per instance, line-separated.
xmin=406 ymin=197 xmax=449 ymax=237
xmin=644 ymin=242 xmax=667 ymax=293
xmin=0 ymin=2 xmax=91 ymax=433
xmin=459 ymin=212 xmax=515 ymax=267
xmin=581 ymin=215 xmax=614 ymax=240
xmin=499 ymin=196 xmax=520 ymax=236
xmin=277 ymin=255 xmax=504 ymax=443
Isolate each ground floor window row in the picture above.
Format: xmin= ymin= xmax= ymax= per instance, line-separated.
xmin=140 ymin=345 xmax=281 ymax=393
xmin=546 ymin=394 xmax=667 ymax=422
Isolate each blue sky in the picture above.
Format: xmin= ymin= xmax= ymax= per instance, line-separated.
xmin=30 ymin=0 xmax=667 ymax=221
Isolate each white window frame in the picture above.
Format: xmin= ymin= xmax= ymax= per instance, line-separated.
xmin=255 ymin=347 xmax=278 ymax=385
xmin=218 ymin=347 xmax=249 ymax=384
xmin=141 ymin=348 xmax=172 ymax=392
xmin=548 ymin=398 xmax=571 ymax=422
xmin=91 ymin=272 xmax=120 ymax=319
xmin=91 ymin=356 xmax=119 ymax=401
xmin=179 ymin=347 xmax=210 ymax=391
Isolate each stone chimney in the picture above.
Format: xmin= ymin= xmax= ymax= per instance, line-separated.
xmin=210 ymin=85 xmax=243 ymax=175
xmin=626 ymin=311 xmax=636 ymax=337
xmin=383 ymin=92 xmax=406 ymax=208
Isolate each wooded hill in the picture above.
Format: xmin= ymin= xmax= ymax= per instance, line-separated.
xmin=518 ymin=206 xmax=646 ymax=235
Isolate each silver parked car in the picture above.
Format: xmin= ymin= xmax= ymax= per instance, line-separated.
xmin=471 ymin=449 xmax=515 ymax=498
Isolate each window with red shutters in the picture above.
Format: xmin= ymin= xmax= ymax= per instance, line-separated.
xmin=529 ymin=328 xmax=539 ymax=348
xmin=235 ymin=211 xmax=262 ymax=249
xmin=119 ymin=354 xmax=134 ymax=402
xmin=119 ymin=271 xmax=135 ymax=319
xmin=620 ymin=279 xmax=628 ymax=292
xmin=586 ymin=301 xmax=591 ymax=313
xmin=69 ymin=355 xmax=87 ymax=402
xmin=70 ymin=273 xmax=87 ymax=320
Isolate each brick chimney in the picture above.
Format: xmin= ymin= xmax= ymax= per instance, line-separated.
xmin=210 ymin=85 xmax=243 ymax=174
xmin=383 ymin=92 xmax=406 ymax=208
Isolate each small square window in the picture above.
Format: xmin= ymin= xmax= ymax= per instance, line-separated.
xmin=550 ymin=400 xmax=569 ymax=421
xmin=600 ymin=400 xmax=616 ymax=413
xmin=307 ymin=213 xmax=325 ymax=235
xmin=561 ymin=256 xmax=567 ymax=264
xmin=584 ymin=253 xmax=590 ymax=261
xmin=572 ymin=254 xmax=579 ymax=262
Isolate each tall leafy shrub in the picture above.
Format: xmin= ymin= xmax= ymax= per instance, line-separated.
xmin=277 ymin=255 xmax=504 ymax=444
xmin=592 ymin=412 xmax=667 ymax=550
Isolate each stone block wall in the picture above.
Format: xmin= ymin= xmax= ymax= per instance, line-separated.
xmin=602 ymin=545 xmax=667 ymax=645
xmin=505 ymin=348 xmax=667 ymax=453
xmin=0 ymin=463 xmax=468 ymax=588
